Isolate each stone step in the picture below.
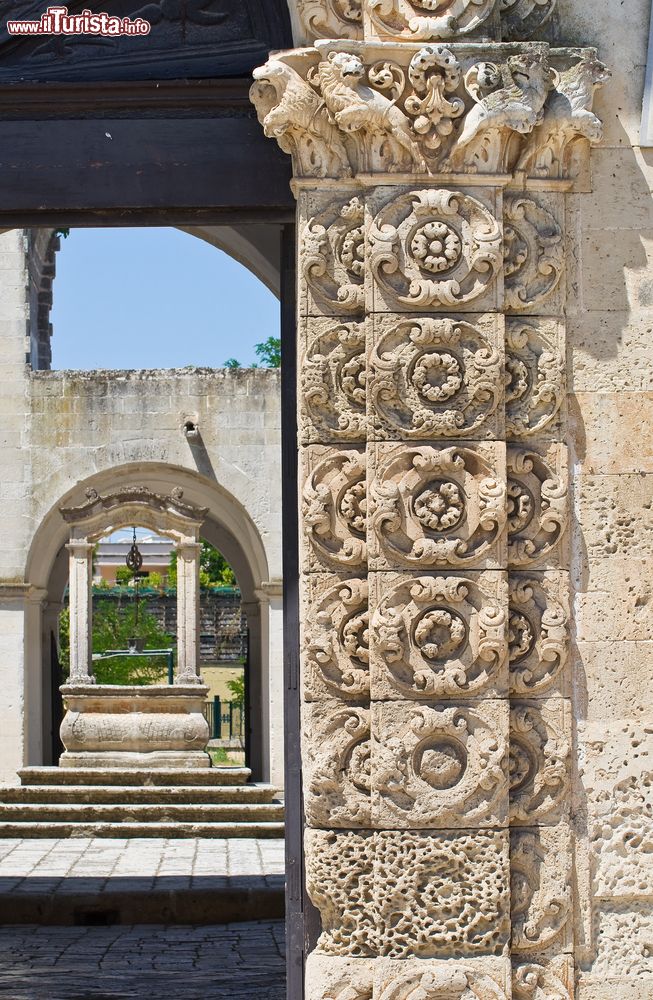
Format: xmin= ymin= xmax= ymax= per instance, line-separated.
xmin=0 ymin=802 xmax=285 ymax=824
xmin=2 ymin=784 xmax=278 ymax=805
xmin=0 ymin=821 xmax=285 ymax=839
xmin=19 ymin=767 xmax=252 ymax=787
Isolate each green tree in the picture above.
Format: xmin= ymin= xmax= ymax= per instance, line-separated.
xmin=254 ymin=336 xmax=281 ymax=368
xmin=59 ymin=601 xmax=174 ymax=685
xmin=224 ymin=357 xmax=242 ymax=369
xmin=115 ymin=565 xmax=133 ymax=586
xmin=226 ymin=672 xmax=245 ymax=706
xmin=168 ymin=541 xmax=236 ymax=589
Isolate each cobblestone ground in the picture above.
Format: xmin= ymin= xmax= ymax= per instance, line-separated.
xmin=0 ymin=921 xmax=286 ymax=999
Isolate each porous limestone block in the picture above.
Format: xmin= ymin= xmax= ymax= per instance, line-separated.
xmin=574 ymin=558 xmax=653 ymax=643
xmin=510 ymin=824 xmax=574 ymax=960
xmin=569 ymin=393 xmax=653 ymax=474
xmin=575 ymin=641 xmax=653 ymax=721
xmin=574 ymin=476 xmax=653 ymax=561
xmin=508 ymin=572 xmax=570 ymax=700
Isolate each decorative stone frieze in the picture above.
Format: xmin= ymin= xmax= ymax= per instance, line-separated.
xmin=504 ymin=197 xmax=564 ymax=314
xmin=510 ymin=825 xmax=573 ymax=954
xmin=296 ymin=0 xmax=363 ymax=41
xmin=371 ymin=700 xmax=509 ymax=827
xmin=369 ymin=571 xmax=509 ymax=699
xmin=508 ymin=572 xmax=569 ymax=697
xmin=509 ymin=699 xmax=570 ymax=825
xmin=302 ymin=574 xmax=370 ymax=701
xmin=505 ymin=320 xmax=566 ymax=441
xmin=507 ymin=444 xmax=568 ymax=570
xmin=369 ymin=313 xmax=504 ymax=440
xmin=303 ymin=700 xmax=371 ymax=827
xmin=369 ymin=442 xmax=507 ymax=570
xmin=305 ymin=828 xmax=509 ymax=957
xmin=376 ymin=962 xmax=511 ymax=1000
xmin=302 ymin=445 xmax=367 ymax=572
xmin=300 ymin=193 xmax=366 ymax=316
xmin=301 ymin=319 xmax=367 ymax=444
xmin=368 ymin=188 xmax=502 ymax=311
xmin=364 ymin=0 xmax=498 ymax=43
xmin=251 ymin=45 xmax=608 ymax=183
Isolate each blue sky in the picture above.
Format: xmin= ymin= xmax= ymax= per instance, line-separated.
xmin=50 ymin=227 xmax=280 ymax=370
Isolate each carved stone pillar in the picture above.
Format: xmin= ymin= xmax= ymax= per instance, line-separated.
xmin=174 ymin=540 xmax=203 ymax=684
xmin=252 ymin=9 xmax=608 ymax=998
xmin=66 ymin=539 xmax=95 ymax=685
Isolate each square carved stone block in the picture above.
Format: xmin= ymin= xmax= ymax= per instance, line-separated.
xmin=302 ymin=700 xmax=371 ymax=829
xmin=510 ymin=699 xmax=571 ymax=826
xmin=366 ymin=186 xmax=503 ymax=315
xmin=504 ymin=193 xmax=565 ymax=317
xmin=368 ymin=313 xmax=505 ymax=442
xmin=300 ymin=317 xmax=367 ymax=445
xmin=511 ymin=824 xmax=573 ymax=958
xmin=305 ymin=828 xmax=510 ymax=960
xmin=305 ymin=955 xmax=373 ymax=1000
xmin=505 ymin=318 xmax=566 ymax=442
xmin=507 ymin=444 xmax=569 ymax=571
xmin=512 ymin=959 xmax=573 ymax=1000
xmin=299 ymin=190 xmax=366 ymax=318
xmin=301 ymin=574 xmax=369 ymax=702
xmin=368 ymin=441 xmax=507 ymax=571
xmin=509 ymin=571 xmax=570 ymax=699
xmin=369 ymin=570 xmax=509 ymax=700
xmin=301 ymin=445 xmax=367 ymax=574
xmin=371 ymin=700 xmax=509 ymax=828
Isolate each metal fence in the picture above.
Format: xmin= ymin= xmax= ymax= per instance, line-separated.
xmin=204 ymin=697 xmax=244 ymax=742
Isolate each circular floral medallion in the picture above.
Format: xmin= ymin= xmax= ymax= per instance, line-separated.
xmin=410 ymin=221 xmax=462 ymax=274
xmin=415 ymin=737 xmax=467 ymax=790
xmin=414 ymin=607 xmax=467 ymax=662
xmin=339 ymin=479 xmax=367 ymax=535
xmin=412 ymin=351 xmax=463 ymax=402
xmin=414 ymin=480 xmax=465 ymax=532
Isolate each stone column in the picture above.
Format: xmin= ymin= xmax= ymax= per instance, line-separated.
xmin=252 ymin=12 xmax=607 ymax=999
xmin=174 ymin=540 xmax=202 ymax=684
xmin=66 ymin=539 xmax=95 ymax=685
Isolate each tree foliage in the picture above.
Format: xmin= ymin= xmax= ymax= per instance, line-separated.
xmin=168 ymin=541 xmax=236 ymax=589
xmin=226 ymin=673 xmax=245 ymax=706
xmin=223 ymin=336 xmax=280 ymax=370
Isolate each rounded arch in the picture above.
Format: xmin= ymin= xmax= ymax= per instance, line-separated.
xmin=27 ymin=462 xmax=275 ymax=780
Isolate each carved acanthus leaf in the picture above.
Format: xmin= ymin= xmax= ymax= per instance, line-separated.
xmin=303 ymin=577 xmax=370 ymax=700
xmin=301 ymin=320 xmax=367 ymax=443
xmin=296 ymin=0 xmax=363 ymax=40
xmin=510 ymin=826 xmax=572 ymax=953
xmin=302 ymin=447 xmax=367 ymax=572
xmin=301 ymin=195 xmax=366 ymax=315
xmin=509 ymin=573 xmax=569 ymax=696
xmin=504 ymin=197 xmax=564 ymax=312
xmin=367 ymin=0 xmax=498 ymax=41
xmin=506 ymin=320 xmax=565 ymax=440
xmin=510 ymin=700 xmax=571 ymax=824
xmin=507 ymin=445 xmax=568 ymax=569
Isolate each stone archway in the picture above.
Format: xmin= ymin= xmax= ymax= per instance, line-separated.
xmin=24 ymin=463 xmax=281 ymax=784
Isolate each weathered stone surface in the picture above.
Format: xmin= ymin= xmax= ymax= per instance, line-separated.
xmin=508 ymin=444 xmax=569 ymax=570
xmin=567 ymin=310 xmax=653 ymax=393
xmin=574 ymin=559 xmax=653 ymax=643
xmin=301 ymin=445 xmax=367 ymax=573
xmin=510 ymin=699 xmax=571 ymax=826
xmin=575 ymin=641 xmax=653 ymax=720
xmin=300 ymin=318 xmax=367 ymax=444
xmin=574 ymin=476 xmax=653 ymax=560
xmin=509 ymin=572 xmax=570 ymax=699
xmin=302 ymin=574 xmax=369 ymax=701
xmin=302 ymin=700 xmax=371 ymax=828
xmin=511 ymin=825 xmax=573 ymax=956
xmin=371 ymin=700 xmax=509 ymax=828
xmin=506 ymin=319 xmax=566 ymax=442
xmin=569 ymin=394 xmax=653 ymax=474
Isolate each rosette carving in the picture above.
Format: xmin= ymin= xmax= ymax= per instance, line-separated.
xmin=301 ymin=320 xmax=367 ymax=443
xmin=510 ymin=699 xmax=570 ymax=824
xmin=509 ymin=573 xmax=569 ymax=697
xmin=301 ymin=195 xmax=366 ymax=315
xmin=296 ymin=0 xmax=363 ymax=40
xmin=506 ymin=321 xmax=565 ymax=440
xmin=507 ymin=445 xmax=568 ymax=569
xmin=302 ymin=446 xmax=367 ymax=571
xmin=370 ymin=314 xmax=503 ymax=439
xmin=378 ymin=966 xmax=510 ymax=1000
xmin=367 ymin=0 xmax=497 ymax=40
xmin=303 ymin=577 xmax=369 ymax=700
xmin=303 ymin=702 xmax=371 ymax=827
xmin=511 ymin=826 xmax=572 ymax=955
xmin=369 ymin=189 xmax=502 ymax=310
xmin=500 ymin=0 xmax=557 ymax=41
xmin=369 ymin=443 xmax=507 ymax=570
xmin=504 ymin=197 xmax=563 ymax=312
xmin=517 ymin=51 xmax=611 ymax=180
xmin=370 ymin=572 xmax=508 ymax=699
xmin=372 ymin=701 xmax=509 ymax=827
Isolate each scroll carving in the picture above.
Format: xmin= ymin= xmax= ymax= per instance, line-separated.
xmin=378 ymin=966 xmax=510 ymax=1000
xmin=369 ymin=443 xmax=507 ymax=570
xmin=510 ymin=826 xmax=572 ymax=953
xmin=370 ymin=314 xmax=503 ymax=440
xmin=366 ymin=0 xmax=497 ymax=41
xmin=300 ymin=195 xmax=366 ymax=316
xmin=296 ymin=0 xmax=363 ymax=40
xmin=302 ymin=446 xmax=367 ymax=572
xmin=303 ymin=702 xmax=371 ymax=827
xmin=303 ymin=576 xmax=369 ymax=700
xmin=509 ymin=573 xmax=569 ymax=697
xmin=371 ymin=701 xmax=509 ymax=827
xmin=507 ymin=445 xmax=568 ymax=569
xmin=510 ymin=699 xmax=570 ymax=824
xmin=369 ymin=188 xmax=502 ymax=309
xmin=370 ymin=572 xmax=508 ymax=699
xmin=504 ymin=197 xmax=563 ymax=313
xmin=499 ymin=0 xmax=557 ymax=41
xmin=512 ymin=963 xmax=571 ymax=1000
xmin=505 ymin=320 xmax=565 ymax=440
xmin=301 ymin=320 xmax=367 ymax=443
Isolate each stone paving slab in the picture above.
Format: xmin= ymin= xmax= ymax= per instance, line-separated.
xmin=0 ymin=921 xmax=286 ymax=999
